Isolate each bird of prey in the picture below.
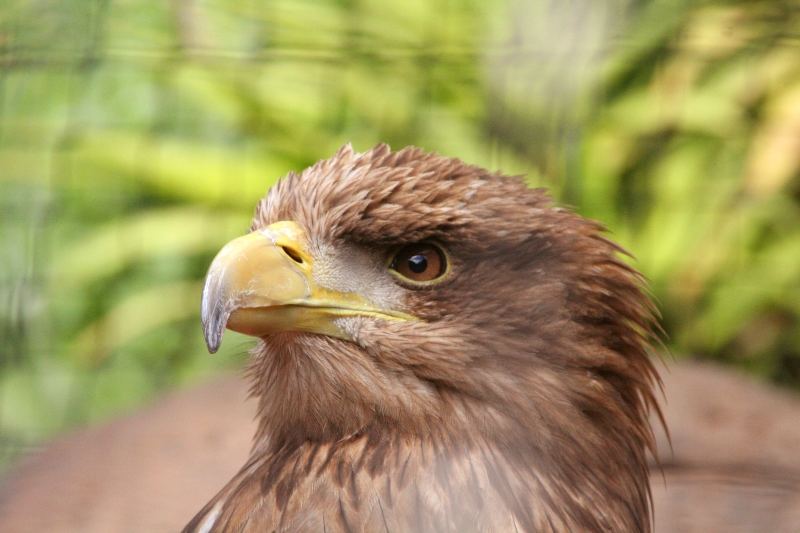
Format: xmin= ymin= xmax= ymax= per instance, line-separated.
xmin=185 ymin=144 xmax=662 ymax=532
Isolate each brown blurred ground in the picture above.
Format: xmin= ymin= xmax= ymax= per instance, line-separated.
xmin=651 ymin=362 xmax=800 ymax=532
xmin=1 ymin=360 xmax=799 ymax=532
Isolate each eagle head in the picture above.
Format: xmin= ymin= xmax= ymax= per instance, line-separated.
xmin=198 ymin=143 xmax=662 ymax=531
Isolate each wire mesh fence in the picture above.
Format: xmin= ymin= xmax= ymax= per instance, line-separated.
xmin=1 ymin=0 xmax=799 ymax=470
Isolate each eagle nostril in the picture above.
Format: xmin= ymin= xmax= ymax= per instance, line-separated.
xmin=281 ymin=246 xmax=304 ymax=264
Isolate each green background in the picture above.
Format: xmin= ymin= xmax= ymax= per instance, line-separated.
xmin=1 ymin=0 xmax=799 ymax=469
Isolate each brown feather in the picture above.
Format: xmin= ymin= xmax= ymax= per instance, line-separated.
xmin=185 ymin=144 xmax=663 ymax=532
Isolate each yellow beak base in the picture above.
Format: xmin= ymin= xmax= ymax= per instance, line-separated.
xmin=200 ymin=221 xmax=413 ymax=353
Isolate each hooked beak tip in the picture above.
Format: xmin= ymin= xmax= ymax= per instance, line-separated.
xmin=202 ymin=319 xmax=223 ymax=354
xmin=201 ymin=299 xmax=229 ymax=354
xmin=205 ymin=333 xmax=221 ymax=354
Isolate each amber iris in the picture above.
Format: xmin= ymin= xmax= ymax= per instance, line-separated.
xmin=390 ymin=243 xmax=446 ymax=283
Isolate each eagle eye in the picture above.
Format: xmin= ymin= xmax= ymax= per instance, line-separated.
xmin=389 ymin=243 xmax=448 ymax=285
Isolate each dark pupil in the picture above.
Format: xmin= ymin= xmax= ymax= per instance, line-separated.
xmin=407 ymin=254 xmax=428 ymax=273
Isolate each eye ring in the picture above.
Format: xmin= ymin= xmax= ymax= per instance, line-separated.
xmin=388 ymin=242 xmax=450 ymax=286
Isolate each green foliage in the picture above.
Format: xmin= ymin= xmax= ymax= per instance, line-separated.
xmin=1 ymin=0 xmax=798 ymax=468
xmin=577 ymin=1 xmax=800 ymax=385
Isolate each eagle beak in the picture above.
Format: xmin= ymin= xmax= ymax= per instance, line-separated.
xmin=200 ymin=220 xmax=412 ymax=353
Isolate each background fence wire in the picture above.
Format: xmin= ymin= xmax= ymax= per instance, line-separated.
xmin=1 ymin=0 xmax=799 ymax=470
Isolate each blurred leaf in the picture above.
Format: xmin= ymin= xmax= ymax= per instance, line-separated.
xmin=688 ymin=233 xmax=800 ymax=352
xmin=73 ymin=131 xmax=289 ymax=207
xmin=70 ymin=280 xmax=202 ymax=364
xmin=55 ymin=206 xmax=249 ymax=287
xmin=745 ymin=83 xmax=800 ymax=197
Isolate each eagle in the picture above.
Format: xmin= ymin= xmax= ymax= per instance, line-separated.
xmin=185 ymin=144 xmax=662 ymax=532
